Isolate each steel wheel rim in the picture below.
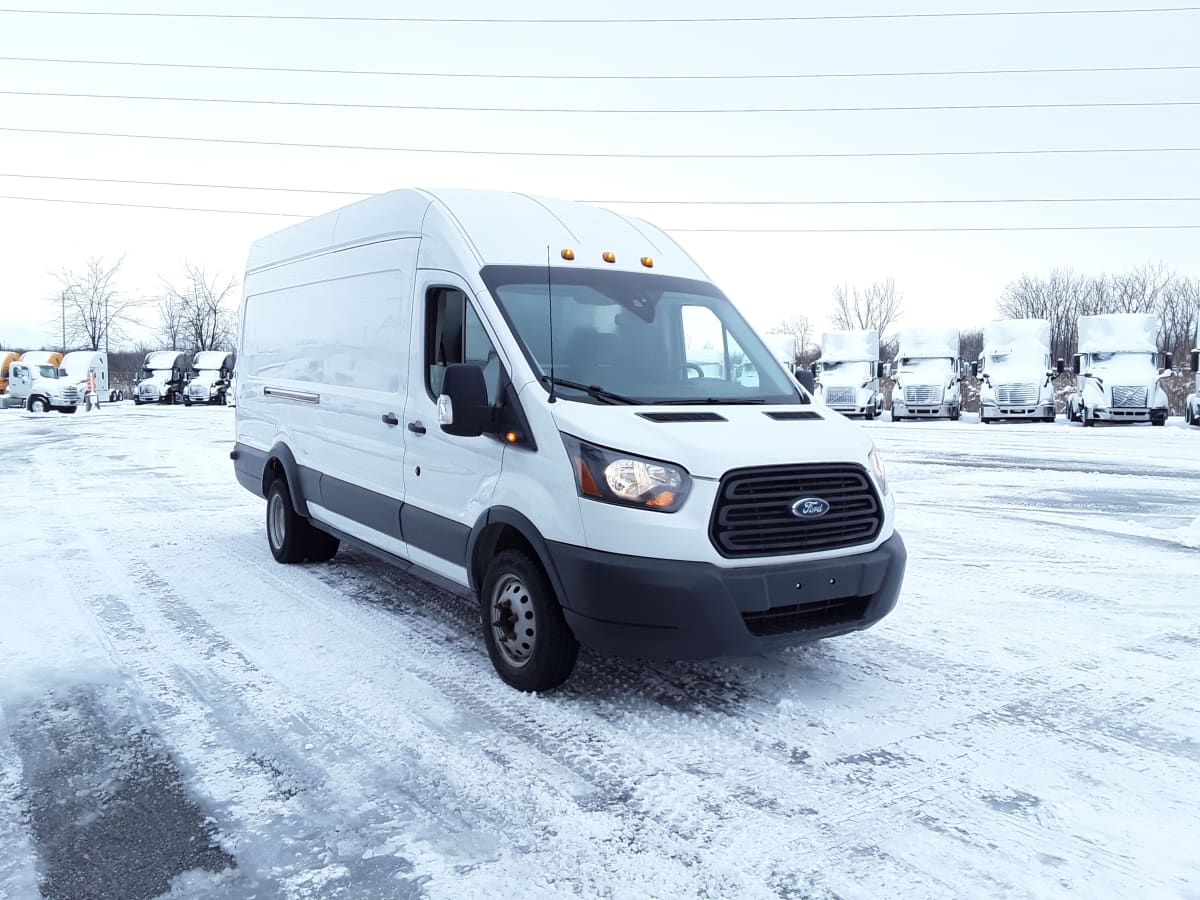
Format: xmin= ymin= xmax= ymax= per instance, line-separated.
xmin=268 ymin=492 xmax=286 ymax=550
xmin=490 ymin=573 xmax=536 ymax=668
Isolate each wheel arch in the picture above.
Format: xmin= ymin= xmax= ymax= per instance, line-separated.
xmin=261 ymin=442 xmax=311 ymax=517
xmin=467 ymin=507 xmax=567 ymax=604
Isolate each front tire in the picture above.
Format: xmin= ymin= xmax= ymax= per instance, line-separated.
xmin=28 ymin=397 xmax=47 ymax=413
xmin=1082 ymin=407 xmax=1094 ymax=427
xmin=480 ymin=549 xmax=579 ymax=692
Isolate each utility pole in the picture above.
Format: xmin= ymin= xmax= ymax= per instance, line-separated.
xmin=61 ymin=290 xmax=66 ymax=351
xmin=104 ymin=295 xmax=109 ymax=353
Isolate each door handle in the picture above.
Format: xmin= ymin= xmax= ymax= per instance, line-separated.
xmin=381 ymin=412 xmax=399 ymax=426
xmin=407 ymin=421 xmax=427 ymax=435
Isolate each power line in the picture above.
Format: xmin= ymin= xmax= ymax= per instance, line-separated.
xmin=4 ymin=89 xmax=1197 ymax=115
xmin=5 ymin=127 xmax=1199 ymax=159
xmin=2 ymin=55 xmax=1198 ymax=81
xmin=1 ymin=6 xmax=1197 ymax=22
xmin=3 ymin=194 xmax=1200 ymax=233
xmin=6 ymin=172 xmax=1200 ymax=207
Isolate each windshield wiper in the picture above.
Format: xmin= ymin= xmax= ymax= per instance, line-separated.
xmin=541 ymin=376 xmax=637 ymax=405
xmin=655 ymin=397 xmax=767 ymax=405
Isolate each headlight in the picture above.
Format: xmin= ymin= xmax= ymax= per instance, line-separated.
xmin=561 ymin=434 xmax=691 ymax=513
xmin=868 ymin=443 xmax=889 ymax=496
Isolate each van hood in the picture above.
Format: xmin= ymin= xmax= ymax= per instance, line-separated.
xmin=546 ymin=398 xmax=874 ymax=479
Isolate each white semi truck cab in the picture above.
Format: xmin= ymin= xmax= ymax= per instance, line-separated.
xmin=26 ymin=351 xmax=110 ymax=413
xmin=1067 ymin=314 xmax=1170 ymax=427
xmin=135 ymin=351 xmax=189 ymax=404
xmin=890 ymin=327 xmax=962 ymax=422
xmin=973 ymin=319 xmax=1058 ymax=423
xmin=1184 ymin=347 xmax=1199 ymax=427
xmin=184 ymin=351 xmax=235 ymax=405
xmin=814 ymin=329 xmax=883 ymax=419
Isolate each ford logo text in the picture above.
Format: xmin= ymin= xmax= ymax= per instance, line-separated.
xmin=791 ymin=497 xmax=831 ymax=519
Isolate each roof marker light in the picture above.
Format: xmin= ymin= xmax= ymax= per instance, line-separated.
xmin=640 ymin=256 xmax=654 ymax=268
xmin=561 ymin=248 xmax=576 ymax=261
xmin=602 ymin=251 xmax=617 ymax=264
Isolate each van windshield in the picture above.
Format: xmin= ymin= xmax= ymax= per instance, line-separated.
xmin=482 ymin=266 xmax=801 ymax=405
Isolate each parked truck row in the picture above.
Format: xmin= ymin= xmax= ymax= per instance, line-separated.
xmin=1 ymin=348 xmax=236 ymax=412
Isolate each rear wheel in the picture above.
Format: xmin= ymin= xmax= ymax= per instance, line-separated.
xmin=266 ymin=479 xmax=310 ymax=564
xmin=480 ymin=549 xmax=579 ymax=692
xmin=304 ymin=529 xmax=340 ymax=562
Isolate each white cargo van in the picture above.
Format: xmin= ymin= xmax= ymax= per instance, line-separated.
xmin=890 ymin=327 xmax=962 ymax=421
xmin=974 ymin=319 xmax=1058 ymax=423
xmin=184 ymin=351 xmax=235 ymax=405
xmin=233 ymin=189 xmax=906 ymax=691
xmin=1066 ymin=314 xmax=1170 ymax=426
xmin=814 ymin=330 xmax=883 ymax=419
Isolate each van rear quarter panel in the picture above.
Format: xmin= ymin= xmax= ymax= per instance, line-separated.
xmin=239 ymin=238 xmax=419 ymax=501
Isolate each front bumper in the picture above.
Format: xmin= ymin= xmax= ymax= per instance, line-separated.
xmin=982 ymin=402 xmax=1055 ymax=420
xmin=549 ymin=532 xmax=906 ymax=659
xmin=893 ymin=399 xmax=957 ymax=418
xmin=1092 ymin=406 xmax=1161 ymax=423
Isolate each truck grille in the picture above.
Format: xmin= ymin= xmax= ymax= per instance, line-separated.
xmin=824 ymin=386 xmax=856 ymax=405
xmin=743 ymin=596 xmax=870 ymax=636
xmin=710 ymin=464 xmax=883 ymax=558
xmin=62 ymin=386 xmax=81 ymax=402
xmin=995 ymin=383 xmax=1038 ymax=406
xmin=1113 ymin=386 xmax=1147 ymax=408
xmin=904 ymin=385 xmax=942 ymax=405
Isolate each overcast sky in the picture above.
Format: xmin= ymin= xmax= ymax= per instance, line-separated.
xmin=2 ymin=0 xmax=1199 ymax=350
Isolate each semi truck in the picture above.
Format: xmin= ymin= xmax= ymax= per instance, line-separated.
xmin=135 ymin=351 xmax=189 ymax=404
xmin=0 ymin=351 xmax=19 ymax=395
xmin=3 ymin=351 xmax=63 ymax=407
xmin=184 ymin=351 xmax=235 ymax=405
xmin=25 ymin=351 xmax=111 ymax=413
xmin=1066 ymin=314 xmax=1170 ymax=427
xmin=814 ymin=329 xmax=883 ymax=419
xmin=1183 ymin=346 xmax=1199 ymax=427
xmin=890 ymin=327 xmax=962 ymax=421
xmin=973 ymin=319 xmax=1058 ymax=423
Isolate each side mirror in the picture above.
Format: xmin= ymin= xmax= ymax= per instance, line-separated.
xmin=437 ymin=364 xmax=491 ymax=437
xmin=883 ymin=362 xmax=893 ymax=379
xmin=1190 ymin=349 xmax=1200 ymax=373
xmin=794 ymin=368 xmax=817 ymax=393
xmin=874 ymin=361 xmax=884 ymax=379
xmin=970 ymin=361 xmax=979 ymax=379
xmin=1056 ymin=358 xmax=1065 ymax=375
xmin=1071 ymin=354 xmax=1083 ymax=376
xmin=1161 ymin=351 xmax=1173 ymax=370
xmin=808 ymin=362 xmax=819 ymax=377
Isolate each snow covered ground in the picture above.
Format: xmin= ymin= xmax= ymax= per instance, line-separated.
xmin=1 ymin=404 xmax=1197 ymax=899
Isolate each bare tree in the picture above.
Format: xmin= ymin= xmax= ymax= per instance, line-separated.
xmin=831 ymin=278 xmax=904 ymax=337
xmin=997 ymin=268 xmax=1090 ymax=364
xmin=52 ymin=257 xmax=144 ymax=351
xmin=959 ymin=329 xmax=984 ymax=363
xmin=159 ymin=263 xmax=239 ymax=352
xmin=767 ymin=315 xmax=814 ymax=361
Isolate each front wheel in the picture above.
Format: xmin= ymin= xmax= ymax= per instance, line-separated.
xmin=28 ymin=397 xmax=47 ymax=413
xmin=1082 ymin=407 xmax=1094 ymax=427
xmin=480 ymin=549 xmax=579 ymax=692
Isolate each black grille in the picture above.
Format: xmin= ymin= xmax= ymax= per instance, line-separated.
xmin=763 ymin=411 xmax=823 ymax=421
xmin=710 ymin=464 xmax=882 ymax=558
xmin=637 ymin=412 xmax=727 ymax=422
xmin=743 ymin=596 xmax=871 ymax=636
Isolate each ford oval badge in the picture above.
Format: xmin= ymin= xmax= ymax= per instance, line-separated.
xmin=791 ymin=497 xmax=831 ymax=519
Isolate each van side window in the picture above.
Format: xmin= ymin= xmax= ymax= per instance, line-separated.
xmin=426 ymin=287 xmax=502 ymax=404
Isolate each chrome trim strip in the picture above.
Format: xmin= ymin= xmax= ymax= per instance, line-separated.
xmin=263 ymin=386 xmax=320 ymax=404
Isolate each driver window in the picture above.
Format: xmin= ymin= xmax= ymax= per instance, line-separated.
xmin=426 ymin=287 xmax=503 ymax=404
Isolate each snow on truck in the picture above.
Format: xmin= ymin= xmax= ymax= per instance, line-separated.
xmin=0 ymin=350 xmax=18 ymax=395
xmin=233 ymin=188 xmax=906 ymax=692
xmin=25 ymin=351 xmax=113 ymax=413
xmin=135 ymin=351 xmax=189 ymax=405
xmin=973 ymin=319 xmax=1058 ymax=423
xmin=889 ymin=327 xmax=962 ymax=421
xmin=184 ymin=351 xmax=234 ymax=406
xmin=1066 ymin=314 xmax=1170 ymax=427
xmin=3 ymin=351 xmax=63 ymax=407
xmin=814 ymin=330 xmax=883 ymax=419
